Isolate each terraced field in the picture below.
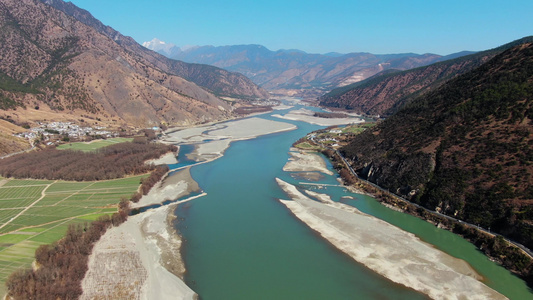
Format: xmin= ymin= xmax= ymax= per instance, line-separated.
xmin=0 ymin=175 xmax=144 ymax=295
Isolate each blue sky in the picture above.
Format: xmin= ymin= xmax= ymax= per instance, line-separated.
xmin=68 ymin=0 xmax=532 ymax=55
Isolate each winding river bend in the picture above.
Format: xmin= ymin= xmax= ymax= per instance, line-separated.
xmin=173 ymin=105 xmax=531 ymax=299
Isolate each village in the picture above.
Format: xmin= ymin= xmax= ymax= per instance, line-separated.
xmin=304 ymin=122 xmax=376 ymax=149
xmin=15 ymin=121 xmax=118 ymax=145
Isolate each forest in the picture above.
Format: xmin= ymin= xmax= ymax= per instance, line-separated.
xmin=313 ymin=112 xmax=350 ymax=119
xmin=0 ymin=140 xmax=177 ymax=181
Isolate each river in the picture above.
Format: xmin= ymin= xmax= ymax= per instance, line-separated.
xmin=172 ymin=105 xmax=532 ymax=299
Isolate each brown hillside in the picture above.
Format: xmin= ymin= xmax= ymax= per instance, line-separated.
xmin=340 ymin=42 xmax=533 ymax=248
xmin=0 ymin=0 xmax=263 ymax=131
xmin=41 ymin=0 xmax=270 ymax=101
xmin=320 ymin=37 xmax=533 ymax=116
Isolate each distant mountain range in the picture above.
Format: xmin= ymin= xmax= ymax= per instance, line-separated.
xmin=143 ymin=38 xmax=475 ymax=98
xmin=319 ymin=37 xmax=533 ymax=117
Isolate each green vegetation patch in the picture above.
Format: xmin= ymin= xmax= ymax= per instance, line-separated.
xmin=46 ymin=181 xmax=94 ymax=193
xmin=0 ymin=210 xmax=24 ymax=224
xmin=90 ymin=176 xmax=145 ymax=188
xmin=0 ymin=176 xmax=143 ymax=290
xmin=0 ymin=199 xmax=37 ymax=209
xmin=11 ymin=215 xmax=64 ymax=228
xmin=0 ymin=186 xmax=45 ymax=199
xmin=37 ymin=194 xmax=74 ymax=206
xmin=0 ymin=234 xmax=31 ymax=245
xmin=294 ymin=142 xmax=322 ymax=151
xmin=56 ymin=137 xmax=133 ymax=152
xmin=18 ymin=227 xmax=47 ymax=233
xmin=28 ymin=222 xmax=83 ymax=244
xmin=1 ymin=179 xmax=54 ymax=187
xmin=0 ymin=240 xmax=42 ymax=262
xmin=341 ymin=122 xmax=376 ymax=134
xmin=75 ymin=213 xmax=113 ymax=221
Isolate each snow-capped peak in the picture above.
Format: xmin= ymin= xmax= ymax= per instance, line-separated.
xmin=142 ymin=38 xmax=166 ymax=48
xmin=142 ymin=38 xmax=179 ymax=57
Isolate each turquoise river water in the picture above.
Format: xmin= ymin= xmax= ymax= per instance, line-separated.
xmin=173 ymin=107 xmax=532 ymax=299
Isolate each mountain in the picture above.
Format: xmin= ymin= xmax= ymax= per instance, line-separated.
xmin=40 ymin=0 xmax=269 ymax=101
xmin=0 ymin=0 xmax=270 ymax=137
xmin=339 ymin=41 xmax=533 ymax=248
xmin=0 ymin=119 xmax=30 ymax=157
xmin=145 ymin=42 xmax=461 ymax=98
xmin=142 ymin=38 xmax=181 ymax=57
xmin=319 ymin=37 xmax=533 ymax=117
xmin=437 ymin=51 xmax=477 ymax=61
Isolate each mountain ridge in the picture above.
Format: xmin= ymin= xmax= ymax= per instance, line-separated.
xmin=320 ymin=36 xmax=533 ymax=116
xmin=144 ymin=40 xmax=472 ymax=98
xmin=0 ymin=0 xmax=270 ymax=135
xmin=40 ymin=0 xmax=269 ymax=101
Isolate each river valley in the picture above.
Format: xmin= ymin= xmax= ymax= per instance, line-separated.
xmin=160 ymin=104 xmax=531 ymax=299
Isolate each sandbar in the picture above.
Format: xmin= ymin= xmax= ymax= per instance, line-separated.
xmin=276 ymin=178 xmax=506 ymax=300
xmin=272 ymin=104 xmax=294 ymax=110
xmin=162 ymin=117 xmax=297 ymax=163
xmin=163 ymin=117 xmax=296 ymax=144
xmin=283 ymin=149 xmax=333 ymax=175
xmin=203 ymin=117 xmax=297 ymax=139
xmin=145 ymin=150 xmax=179 ymax=166
xmin=186 ymin=139 xmax=232 ymax=162
xmin=273 ymin=108 xmax=364 ymax=126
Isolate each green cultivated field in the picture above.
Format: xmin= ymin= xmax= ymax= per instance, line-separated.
xmin=56 ymin=137 xmax=133 ymax=152
xmin=341 ymin=122 xmax=376 ymax=134
xmin=0 ymin=175 xmax=144 ymax=295
xmin=294 ymin=142 xmax=322 ymax=151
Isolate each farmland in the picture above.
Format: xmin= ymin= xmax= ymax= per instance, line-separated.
xmin=0 ymin=175 xmax=145 ymax=295
xmin=56 ymin=137 xmax=134 ymax=152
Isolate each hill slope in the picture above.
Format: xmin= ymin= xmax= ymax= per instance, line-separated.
xmin=340 ymin=42 xmax=533 ymax=248
xmin=41 ymin=0 xmax=269 ymax=101
xmin=0 ymin=0 xmax=268 ymax=134
xmin=320 ymin=37 xmax=533 ymax=117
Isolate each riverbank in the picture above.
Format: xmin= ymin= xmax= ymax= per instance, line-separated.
xmin=276 ymin=178 xmax=506 ymax=300
xmin=130 ymin=167 xmax=200 ymax=209
xmin=82 ymin=166 xmax=204 ymax=298
xmin=81 ymin=115 xmax=301 ymax=299
xmin=81 ymin=204 xmax=196 ymax=300
xmin=323 ymin=144 xmax=533 ymax=284
xmin=145 ymin=150 xmax=179 ymax=166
